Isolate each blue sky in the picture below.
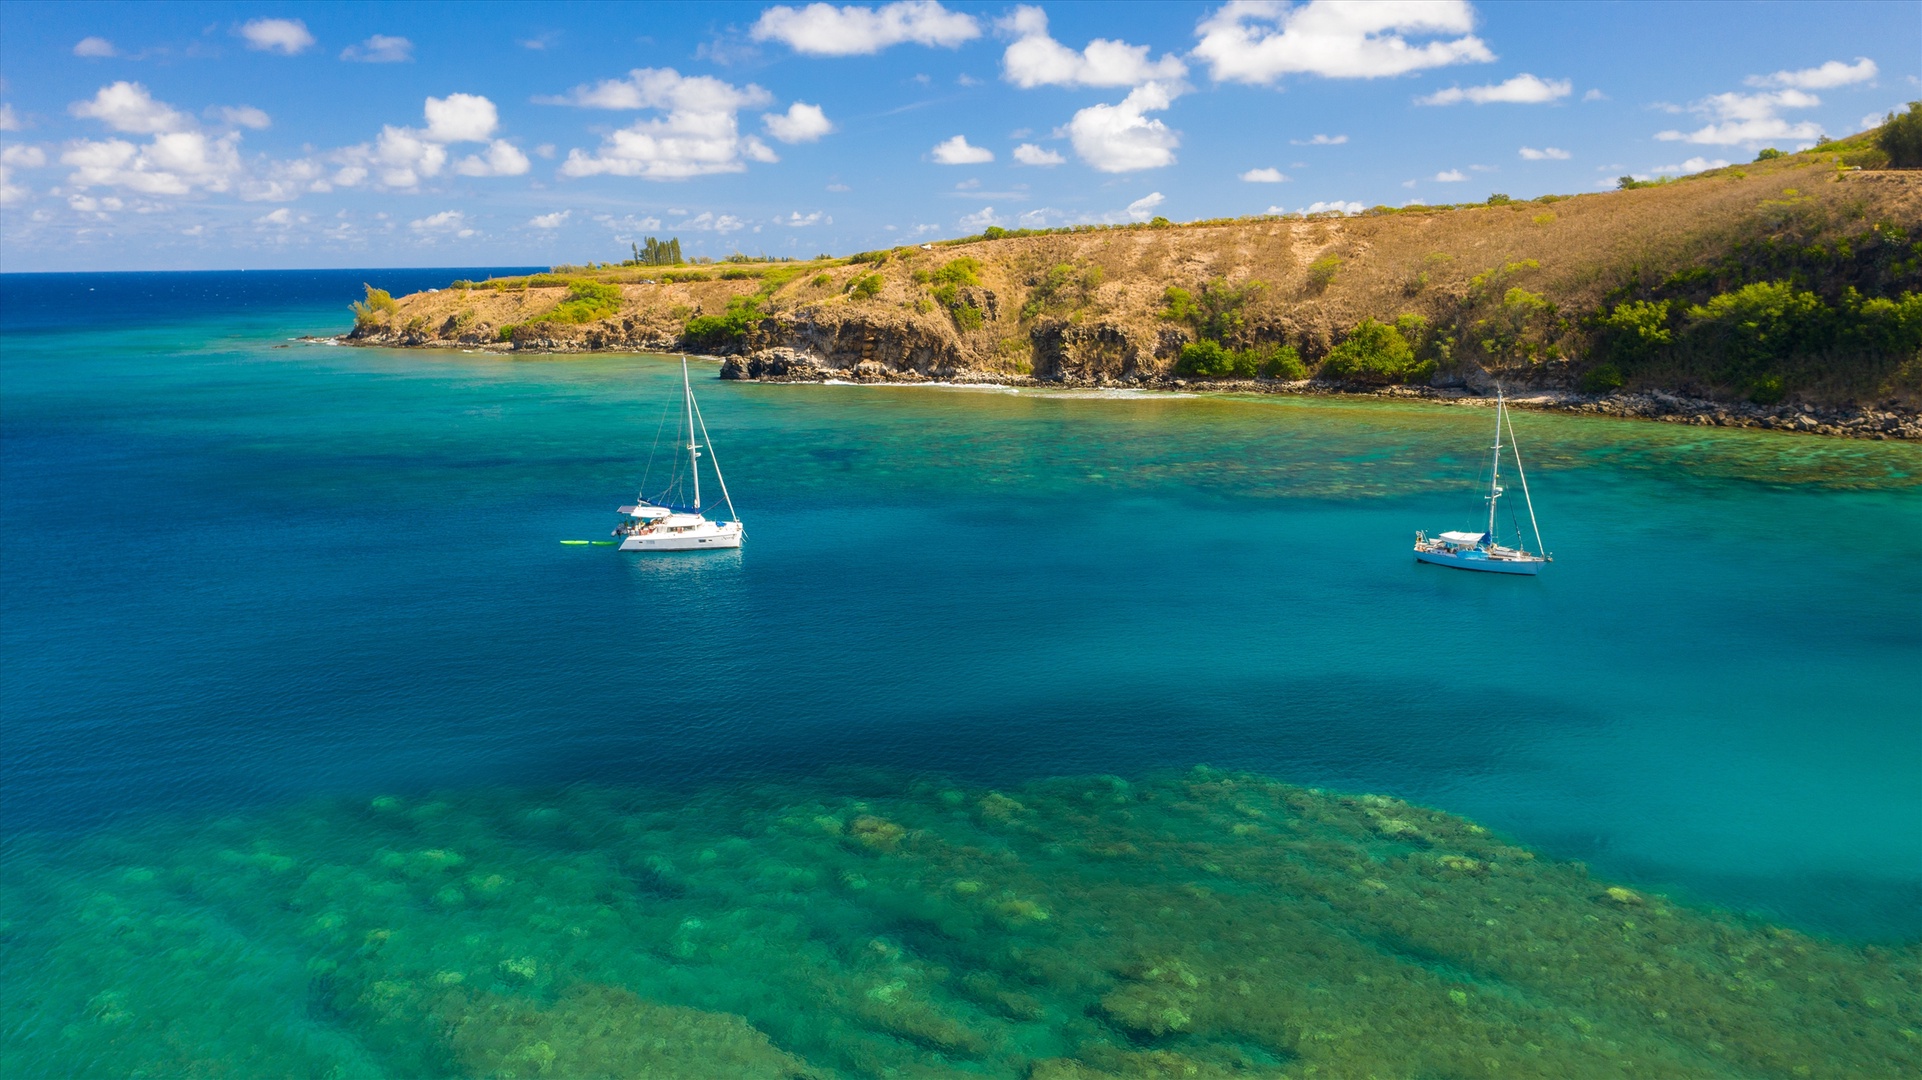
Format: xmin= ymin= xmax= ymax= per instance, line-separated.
xmin=0 ymin=1 xmax=1914 ymax=271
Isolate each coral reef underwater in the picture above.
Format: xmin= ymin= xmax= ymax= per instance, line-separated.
xmin=1 ymin=767 xmax=1916 ymax=1078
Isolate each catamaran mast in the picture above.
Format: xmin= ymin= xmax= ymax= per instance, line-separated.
xmin=683 ymin=357 xmax=701 ymax=511
xmin=1486 ymin=389 xmax=1505 ymax=539
xmin=687 ymin=390 xmax=738 ymax=523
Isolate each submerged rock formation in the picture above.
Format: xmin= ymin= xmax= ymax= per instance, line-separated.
xmin=4 ymin=768 xmax=1918 ymax=1078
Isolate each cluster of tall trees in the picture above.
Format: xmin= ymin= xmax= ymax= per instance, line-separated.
xmin=627 ymin=237 xmax=683 ymax=267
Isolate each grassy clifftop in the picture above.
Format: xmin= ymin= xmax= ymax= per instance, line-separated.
xmin=354 ymin=132 xmax=1922 ymax=409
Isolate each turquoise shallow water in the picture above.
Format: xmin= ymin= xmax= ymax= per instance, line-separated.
xmin=2 ymin=272 xmax=1920 ymax=1076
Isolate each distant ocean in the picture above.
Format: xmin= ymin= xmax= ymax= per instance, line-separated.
xmin=3 ymin=270 xmax=1919 ymax=1076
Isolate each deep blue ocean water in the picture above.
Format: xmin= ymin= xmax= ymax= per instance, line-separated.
xmin=2 ymin=269 xmax=1918 ymax=944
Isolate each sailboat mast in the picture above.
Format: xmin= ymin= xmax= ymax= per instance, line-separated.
xmin=683 ymin=357 xmax=701 ymax=511
xmin=1503 ymin=403 xmax=1547 ymax=556
xmin=1486 ymin=389 xmax=1505 ymax=539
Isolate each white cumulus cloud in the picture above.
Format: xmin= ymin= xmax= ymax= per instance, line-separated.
xmin=1125 ymin=191 xmax=1164 ymax=221
xmin=329 ymin=96 xmax=508 ymax=191
xmin=782 ymin=210 xmax=825 ymax=226
xmin=256 ymin=207 xmax=293 ymax=226
xmin=958 ymin=205 xmax=1002 ymax=229
xmin=1418 ymin=73 xmax=1572 ymax=106
xmin=998 ymin=5 xmax=1185 ymax=89
xmin=238 ymin=18 xmax=315 ymax=55
xmin=529 ymin=210 xmax=571 ymax=228
xmin=1652 ymin=157 xmax=1730 ymax=175
xmin=454 ymin=140 xmax=531 ymax=177
xmin=2 ymin=145 xmax=47 ymax=168
xmin=0 ymin=170 xmax=29 ymax=205
xmin=213 ymin=105 xmax=272 ymax=130
xmin=1747 ymin=58 xmax=1877 ymax=90
xmin=752 ymin=1 xmax=980 ymax=57
xmin=342 ymin=35 xmax=414 ymax=63
xmin=1434 ymin=168 xmax=1466 ymax=181
xmin=63 ymin=131 xmax=243 ymax=196
xmin=552 ymin=69 xmax=780 ymax=180
xmin=1657 ymin=87 xmax=1825 ymax=146
xmin=1291 ymin=133 xmax=1347 ymax=145
xmin=0 ymin=105 xmax=21 ymax=132
xmin=423 ymin=93 xmax=499 ymax=143
xmin=1194 ymin=0 xmax=1492 ymax=84
xmin=73 ymin=36 xmax=117 ymax=58
xmin=1298 ymin=199 xmax=1364 ymax=215
xmin=674 ymin=211 xmax=747 ymax=233
xmin=1239 ymin=167 xmax=1289 ymax=182
xmin=410 ymin=209 xmax=474 ymax=237
xmin=763 ymin=102 xmax=834 ymax=143
xmin=239 ymin=157 xmax=332 ymax=202
xmin=1519 ymin=146 xmax=1570 ymax=160
xmin=1066 ymin=82 xmax=1180 ymax=172
xmin=931 ymin=134 xmax=993 ymax=164
xmin=70 ymin=82 xmax=191 ymax=134
xmin=1012 ymin=143 xmax=1065 ymax=166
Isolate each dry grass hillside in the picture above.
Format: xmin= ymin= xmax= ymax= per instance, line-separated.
xmin=353 ymin=135 xmax=1922 ymax=409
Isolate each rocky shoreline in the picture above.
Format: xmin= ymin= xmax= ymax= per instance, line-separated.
xmin=327 ymin=333 xmax=1920 ymax=441
xmin=714 ymin=347 xmax=1922 ymax=441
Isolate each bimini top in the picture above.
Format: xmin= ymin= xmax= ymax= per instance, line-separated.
xmin=1437 ymin=531 xmax=1489 ymax=546
xmin=620 ymin=504 xmax=671 ymax=519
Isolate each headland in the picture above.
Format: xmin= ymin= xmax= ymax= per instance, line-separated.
xmin=345 ymin=134 xmax=1922 ymax=440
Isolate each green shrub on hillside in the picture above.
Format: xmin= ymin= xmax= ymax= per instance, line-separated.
xmin=350 ymin=284 xmax=399 ymax=328
xmin=848 ymin=274 xmax=884 ymax=299
xmin=1474 ymin=287 xmax=1563 ymax=363
xmin=1175 ymin=340 xmax=1304 ymax=379
xmin=922 ymin=258 xmax=990 ymax=330
xmin=1159 ymin=286 xmax=1195 ymax=324
xmin=1684 ymin=281 xmax=1828 ymax=372
xmin=1020 ymin=263 xmax=1101 ymax=319
xmin=931 ymin=258 xmax=982 ymax=287
xmin=1321 ymin=318 xmax=1434 ymax=384
xmin=1592 ymin=269 xmax=1922 ymax=401
xmin=682 ymin=296 xmax=762 ymax=350
xmin=1580 ymin=362 xmax=1627 ymax=394
xmin=1306 ymin=255 xmax=1341 ymax=293
xmin=1596 ymin=299 xmax=1675 ymax=364
xmin=547 ymin=280 xmax=623 ymax=324
xmin=1158 ymin=278 xmax=1262 ymax=343
xmin=1874 ymin=102 xmax=1922 ymax=168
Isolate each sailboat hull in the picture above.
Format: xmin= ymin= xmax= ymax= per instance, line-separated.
xmin=1414 ymin=547 xmax=1543 ymax=575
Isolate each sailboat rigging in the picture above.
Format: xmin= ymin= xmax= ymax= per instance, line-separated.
xmin=1413 ymin=388 xmax=1549 ymax=575
xmin=613 ymin=358 xmax=745 ymax=552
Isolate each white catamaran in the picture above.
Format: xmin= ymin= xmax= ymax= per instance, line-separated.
xmin=1414 ymin=389 xmax=1549 ymax=575
xmin=614 ymin=358 xmax=744 ymax=552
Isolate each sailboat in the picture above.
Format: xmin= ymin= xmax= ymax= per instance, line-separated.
xmin=1414 ymin=388 xmax=1549 ymax=575
xmin=614 ymin=358 xmax=744 ymax=551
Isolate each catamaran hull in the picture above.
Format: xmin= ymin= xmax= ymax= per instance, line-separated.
xmin=1414 ymin=548 xmax=1543 ymax=575
xmin=617 ymin=520 xmax=743 ymax=551
xmin=618 ymin=532 xmax=742 ymax=551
